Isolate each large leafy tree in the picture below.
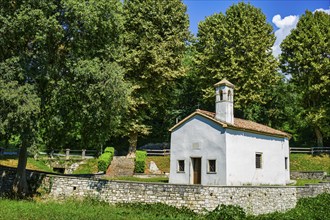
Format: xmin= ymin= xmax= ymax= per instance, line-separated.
xmin=44 ymin=59 xmax=130 ymax=150
xmin=0 ymin=0 xmax=129 ymax=196
xmin=194 ymin=2 xmax=280 ymax=121
xmin=122 ymin=0 xmax=189 ymax=153
xmin=41 ymin=0 xmax=128 ymax=150
xmin=0 ymin=0 xmax=61 ymax=196
xmin=280 ymin=11 xmax=330 ymax=147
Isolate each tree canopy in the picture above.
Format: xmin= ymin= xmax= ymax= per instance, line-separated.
xmin=0 ymin=0 xmax=130 ymax=196
xmin=280 ymin=10 xmax=330 ymax=146
xmin=194 ymin=2 xmax=280 ymax=121
xmin=122 ymin=0 xmax=189 ymax=152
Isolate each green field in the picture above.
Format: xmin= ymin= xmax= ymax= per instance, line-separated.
xmin=0 ymin=193 xmax=329 ymax=220
xmin=290 ymin=154 xmax=330 ymax=173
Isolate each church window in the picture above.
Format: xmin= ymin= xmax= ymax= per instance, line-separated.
xmin=256 ymin=153 xmax=262 ymax=169
xmin=285 ymin=157 xmax=288 ymax=170
xmin=228 ymin=90 xmax=232 ymax=101
xmin=208 ymin=160 xmax=216 ymax=173
xmin=177 ymin=160 xmax=185 ymax=172
xmin=220 ymin=90 xmax=223 ymax=100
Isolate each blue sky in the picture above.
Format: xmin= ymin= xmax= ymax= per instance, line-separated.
xmin=183 ymin=0 xmax=329 ymax=56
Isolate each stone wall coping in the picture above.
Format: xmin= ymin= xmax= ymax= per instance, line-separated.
xmin=42 ymin=174 xmax=315 ymax=189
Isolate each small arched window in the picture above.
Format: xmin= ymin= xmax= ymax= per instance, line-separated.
xmin=220 ymin=90 xmax=223 ymax=100
xmin=228 ymin=90 xmax=232 ymax=101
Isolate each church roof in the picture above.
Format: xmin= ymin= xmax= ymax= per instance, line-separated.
xmin=170 ymin=109 xmax=291 ymax=138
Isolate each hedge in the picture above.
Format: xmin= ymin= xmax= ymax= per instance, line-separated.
xmin=97 ymin=147 xmax=115 ymax=172
xmin=135 ymin=150 xmax=147 ymax=173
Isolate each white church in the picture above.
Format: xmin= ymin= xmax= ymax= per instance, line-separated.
xmin=169 ymin=79 xmax=291 ymax=186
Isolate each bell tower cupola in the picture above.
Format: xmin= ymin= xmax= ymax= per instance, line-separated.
xmin=214 ymin=78 xmax=234 ymax=124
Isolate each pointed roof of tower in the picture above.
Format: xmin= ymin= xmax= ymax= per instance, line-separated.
xmin=214 ymin=78 xmax=235 ymax=88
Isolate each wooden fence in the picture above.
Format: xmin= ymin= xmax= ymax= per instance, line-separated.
xmin=290 ymin=147 xmax=330 ymax=155
xmin=145 ymin=149 xmax=170 ymax=156
xmin=0 ymin=148 xmax=98 ymax=159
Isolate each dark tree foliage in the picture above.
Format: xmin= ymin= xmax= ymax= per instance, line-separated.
xmin=122 ymin=0 xmax=189 ymax=153
xmin=280 ymin=11 xmax=330 ymax=147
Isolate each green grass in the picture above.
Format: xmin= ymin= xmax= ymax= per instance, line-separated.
xmin=145 ymin=156 xmax=170 ymax=173
xmin=27 ymin=158 xmax=54 ymax=173
xmin=0 ymin=157 xmax=53 ymax=173
xmin=103 ymin=176 xmax=169 ymax=183
xmin=0 ymin=193 xmax=329 ymax=220
xmin=0 ymin=198 xmax=198 ymax=220
xmin=290 ymin=154 xmax=330 ymax=173
xmin=72 ymin=159 xmax=98 ymax=174
xmin=292 ymin=179 xmax=324 ymax=186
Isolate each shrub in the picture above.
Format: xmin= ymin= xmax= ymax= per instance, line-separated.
xmin=205 ymin=204 xmax=246 ymax=220
xmin=135 ymin=150 xmax=147 ymax=173
xmin=104 ymin=147 xmax=114 ymax=154
xmin=97 ymin=147 xmax=115 ymax=172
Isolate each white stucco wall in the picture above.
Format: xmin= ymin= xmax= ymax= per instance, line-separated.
xmin=169 ymin=115 xmax=227 ymax=185
xmin=169 ymin=115 xmax=290 ymax=186
xmin=225 ymin=129 xmax=290 ymax=185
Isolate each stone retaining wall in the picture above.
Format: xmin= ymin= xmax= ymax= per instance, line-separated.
xmin=1 ymin=166 xmax=330 ymax=215
xmin=290 ymin=171 xmax=327 ymax=180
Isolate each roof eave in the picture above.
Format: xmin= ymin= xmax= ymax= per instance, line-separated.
xmin=226 ymin=124 xmax=291 ymax=139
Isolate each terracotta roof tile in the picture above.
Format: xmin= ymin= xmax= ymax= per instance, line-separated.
xmin=196 ymin=109 xmax=290 ymax=138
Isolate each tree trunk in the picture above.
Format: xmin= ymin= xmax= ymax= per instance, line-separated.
xmin=127 ymin=131 xmax=138 ymax=158
xmin=314 ymin=126 xmax=323 ymax=147
xmin=12 ymin=145 xmax=29 ymax=198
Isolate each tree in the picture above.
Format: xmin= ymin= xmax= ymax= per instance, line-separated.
xmin=0 ymin=0 xmax=128 ymax=196
xmin=122 ymin=0 xmax=189 ymax=153
xmin=40 ymin=0 xmax=128 ymax=150
xmin=194 ymin=2 xmax=280 ymax=121
xmin=0 ymin=0 xmax=61 ymax=197
xmin=0 ymin=80 xmax=40 ymax=197
xmin=43 ymin=59 xmax=130 ymax=151
xmin=280 ymin=11 xmax=330 ymax=147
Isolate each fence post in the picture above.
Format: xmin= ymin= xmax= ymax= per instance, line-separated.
xmin=66 ymin=148 xmax=70 ymax=160
xmin=82 ymin=149 xmax=86 ymax=159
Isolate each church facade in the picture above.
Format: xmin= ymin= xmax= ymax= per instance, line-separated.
xmin=169 ymin=79 xmax=291 ymax=186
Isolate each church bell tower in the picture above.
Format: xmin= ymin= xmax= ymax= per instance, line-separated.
xmin=214 ymin=78 xmax=234 ymax=124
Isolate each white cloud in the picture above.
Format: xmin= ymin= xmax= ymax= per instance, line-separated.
xmin=314 ymin=8 xmax=330 ymax=14
xmin=271 ymin=14 xmax=299 ymax=58
xmin=271 ymin=7 xmax=330 ymax=58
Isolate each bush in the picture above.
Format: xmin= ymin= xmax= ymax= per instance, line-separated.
xmin=135 ymin=150 xmax=147 ymax=173
xmin=205 ymin=204 xmax=246 ymax=220
xmin=104 ymin=147 xmax=114 ymax=154
xmin=97 ymin=147 xmax=115 ymax=172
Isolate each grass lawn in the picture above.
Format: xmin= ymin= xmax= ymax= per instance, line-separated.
xmin=145 ymin=156 xmax=170 ymax=173
xmin=72 ymin=159 xmax=98 ymax=174
xmin=0 ymin=157 xmax=53 ymax=173
xmin=0 ymin=199 xmax=198 ymax=220
xmin=293 ymin=179 xmax=324 ymax=186
xmin=0 ymin=193 xmax=329 ymax=220
xmin=290 ymin=154 xmax=330 ymax=173
xmin=103 ymin=176 xmax=169 ymax=183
